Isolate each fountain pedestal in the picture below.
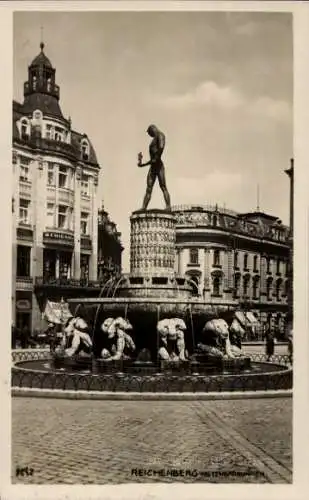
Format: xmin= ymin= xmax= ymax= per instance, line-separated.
xmin=117 ymin=209 xmax=193 ymax=299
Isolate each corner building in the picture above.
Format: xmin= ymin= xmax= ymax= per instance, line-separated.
xmin=173 ymin=205 xmax=290 ymax=338
xmin=12 ymin=43 xmax=100 ymax=331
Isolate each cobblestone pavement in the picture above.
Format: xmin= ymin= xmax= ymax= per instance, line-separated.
xmin=12 ymin=397 xmax=292 ymax=485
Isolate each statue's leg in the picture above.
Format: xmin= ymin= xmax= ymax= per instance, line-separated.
xmin=158 ymin=347 xmax=170 ymax=360
xmin=158 ymin=164 xmax=171 ymax=210
xmin=142 ymin=168 xmax=156 ymax=210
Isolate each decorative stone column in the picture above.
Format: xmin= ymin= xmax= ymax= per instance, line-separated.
xmin=204 ymin=248 xmax=210 ymax=290
xmin=73 ymin=164 xmax=82 ymax=280
xmin=32 ymin=156 xmax=46 ymax=278
xmin=89 ymin=172 xmax=98 ymax=280
xmin=130 ymin=209 xmax=176 ymax=276
xmin=260 ymin=254 xmax=267 ymax=296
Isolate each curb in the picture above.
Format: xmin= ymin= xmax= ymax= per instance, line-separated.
xmin=12 ymin=387 xmax=293 ymax=401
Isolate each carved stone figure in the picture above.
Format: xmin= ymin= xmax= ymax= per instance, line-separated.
xmin=56 ymin=316 xmax=92 ymax=358
xmin=197 ymin=318 xmax=244 ymax=360
xmin=157 ymin=318 xmax=187 ymax=361
xmin=137 ymin=125 xmax=171 ymax=211
xmin=100 ymin=317 xmax=136 ymax=361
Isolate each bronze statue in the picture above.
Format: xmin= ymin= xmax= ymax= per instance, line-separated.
xmin=138 ymin=124 xmax=171 ymax=211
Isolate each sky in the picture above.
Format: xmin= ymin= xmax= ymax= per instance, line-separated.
xmin=13 ymin=11 xmax=293 ymax=271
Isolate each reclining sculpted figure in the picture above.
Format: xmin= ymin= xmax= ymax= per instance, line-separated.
xmin=100 ymin=317 xmax=136 ymax=361
xmin=197 ymin=318 xmax=244 ymax=360
xmin=55 ymin=316 xmax=93 ymax=358
xmin=157 ymin=318 xmax=187 ymax=361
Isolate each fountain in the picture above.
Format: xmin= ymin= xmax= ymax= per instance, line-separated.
xmin=12 ymin=128 xmax=292 ymax=394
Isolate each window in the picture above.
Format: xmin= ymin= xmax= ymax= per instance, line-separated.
xmin=16 ymin=245 xmax=31 ymax=277
xmin=244 ymin=253 xmax=248 ymax=269
xmin=58 ymin=166 xmax=68 ymax=188
xmin=275 ymin=280 xmax=282 ymax=301
xmin=47 ymin=163 xmax=55 ymax=186
xmin=47 ymin=78 xmax=51 ymax=91
xmin=80 ymin=212 xmax=89 ymax=235
xmin=46 ymin=203 xmax=55 ymax=227
xmin=253 ymin=277 xmax=259 ymax=299
xmin=213 ymin=276 xmax=221 ymax=296
xmin=212 ymin=215 xmax=218 ymax=227
xmin=243 ymin=275 xmax=250 ymax=297
xmin=276 ymin=259 xmax=281 ymax=275
xmin=55 ymin=127 xmax=63 ymax=142
xmin=253 ymin=255 xmax=258 ymax=272
xmin=81 ymin=140 xmax=89 ymax=161
xmin=266 ymin=278 xmax=273 ymax=301
xmin=19 ymin=158 xmax=30 ymax=182
xmin=189 ymin=248 xmax=199 ymax=265
xmin=57 ymin=205 xmax=68 ymax=229
xmin=81 ymin=174 xmax=89 ymax=196
xmin=20 ymin=119 xmax=29 ymax=140
xmin=234 ymin=274 xmax=240 ymax=298
xmin=45 ymin=124 xmax=53 ymax=140
xmin=189 ymin=275 xmax=199 ymax=296
xmin=80 ymin=255 xmax=89 ymax=280
xmin=234 ymin=251 xmax=239 ymax=269
xmin=266 ymin=257 xmax=271 ymax=273
xmin=213 ymin=249 xmax=220 ymax=267
xmin=32 ymin=75 xmax=37 ymax=90
xmin=19 ymin=199 xmax=30 ymax=224
xmin=59 ymin=252 xmax=71 ymax=279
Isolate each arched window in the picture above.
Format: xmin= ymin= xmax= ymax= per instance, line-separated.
xmin=253 ymin=255 xmax=258 ymax=272
xmin=275 ymin=279 xmax=282 ymax=301
xmin=189 ymin=248 xmax=199 ymax=265
xmin=252 ymin=276 xmax=260 ymax=299
xmin=266 ymin=277 xmax=273 ymax=301
xmin=20 ymin=119 xmax=29 ymax=141
xmin=81 ymin=139 xmax=89 ymax=161
xmin=243 ymin=275 xmax=250 ymax=297
xmin=213 ymin=249 xmax=220 ymax=267
xmin=234 ymin=274 xmax=240 ymax=298
xmin=32 ymin=75 xmax=37 ymax=90
xmin=244 ymin=253 xmax=249 ymax=270
xmin=234 ymin=251 xmax=239 ymax=269
xmin=213 ymin=276 xmax=221 ymax=296
xmin=189 ymin=275 xmax=199 ymax=296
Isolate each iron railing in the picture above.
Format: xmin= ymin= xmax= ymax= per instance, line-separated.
xmin=11 ymin=350 xmax=292 ymax=393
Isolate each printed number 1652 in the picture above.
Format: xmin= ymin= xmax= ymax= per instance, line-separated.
xmin=16 ymin=467 xmax=34 ymax=477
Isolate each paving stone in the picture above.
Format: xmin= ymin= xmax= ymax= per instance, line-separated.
xmin=11 ymin=397 xmax=291 ymax=484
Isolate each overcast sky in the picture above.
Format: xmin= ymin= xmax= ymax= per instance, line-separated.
xmin=13 ymin=11 xmax=293 ymax=271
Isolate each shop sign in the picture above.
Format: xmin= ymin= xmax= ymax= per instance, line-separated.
xmin=43 ymin=231 xmax=74 ymax=245
xmin=16 ymin=299 xmax=31 ymax=311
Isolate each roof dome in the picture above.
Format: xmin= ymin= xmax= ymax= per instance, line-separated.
xmin=30 ymin=42 xmax=52 ymax=68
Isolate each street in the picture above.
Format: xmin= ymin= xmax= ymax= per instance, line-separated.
xmin=12 ymin=397 xmax=292 ymax=484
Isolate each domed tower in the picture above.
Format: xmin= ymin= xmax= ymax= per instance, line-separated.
xmin=22 ymin=42 xmax=65 ymax=120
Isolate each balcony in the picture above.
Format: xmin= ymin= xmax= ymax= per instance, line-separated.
xmin=35 ymin=276 xmax=101 ymax=289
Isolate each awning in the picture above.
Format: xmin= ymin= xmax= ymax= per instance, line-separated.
xmin=246 ymin=311 xmax=259 ymax=325
xmin=43 ymin=300 xmax=72 ymax=325
xmin=235 ymin=311 xmax=248 ymax=328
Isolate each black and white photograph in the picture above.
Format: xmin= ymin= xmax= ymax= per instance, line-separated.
xmin=3 ymin=1 xmax=309 ymax=497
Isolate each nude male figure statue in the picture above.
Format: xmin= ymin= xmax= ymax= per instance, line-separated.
xmin=138 ymin=124 xmax=171 ymax=211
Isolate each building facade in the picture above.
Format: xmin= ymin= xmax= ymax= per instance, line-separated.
xmin=173 ymin=204 xmax=290 ymax=338
xmin=12 ymin=43 xmax=101 ymax=331
xmin=97 ymin=206 xmax=124 ymax=283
